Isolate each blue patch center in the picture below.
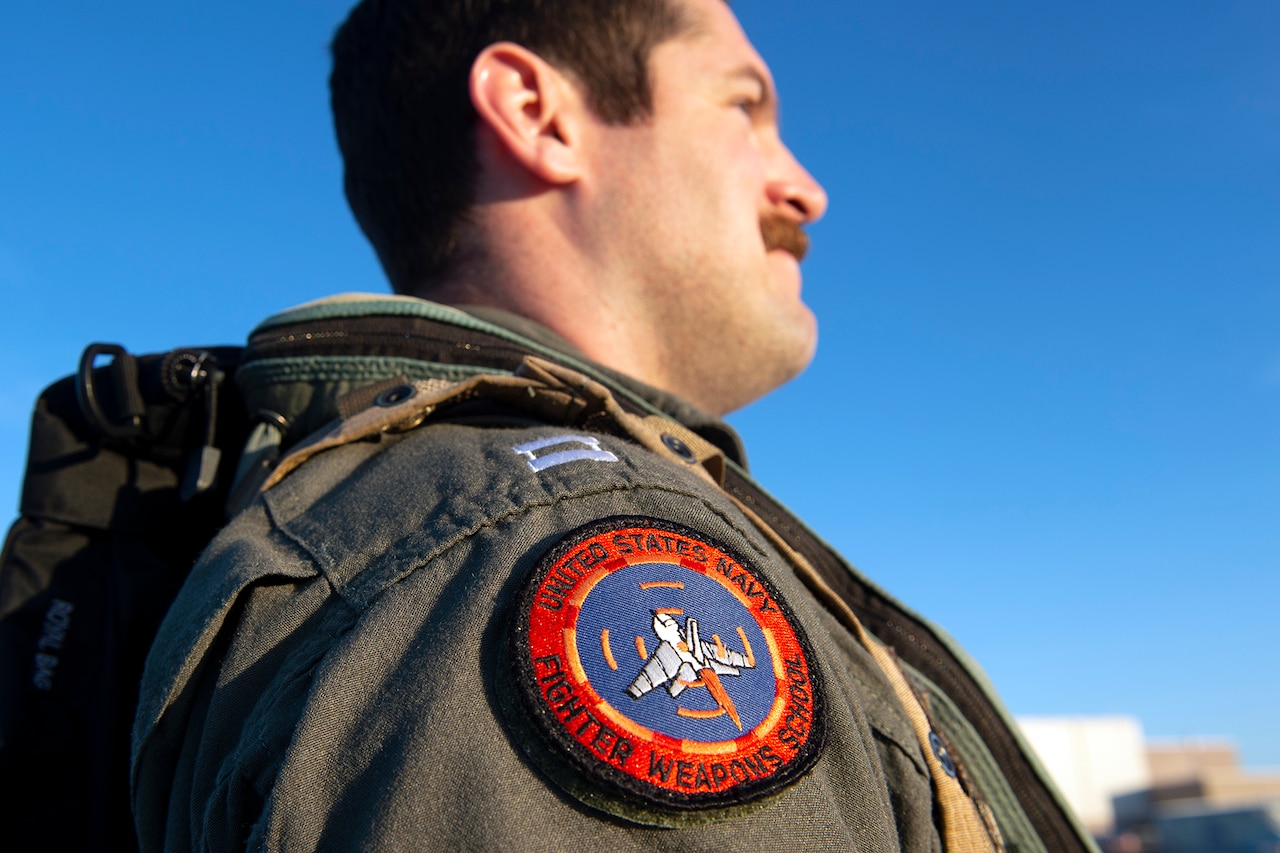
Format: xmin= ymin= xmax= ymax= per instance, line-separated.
xmin=574 ymin=561 xmax=777 ymax=742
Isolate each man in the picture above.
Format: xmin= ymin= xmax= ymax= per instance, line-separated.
xmin=131 ymin=0 xmax=1093 ymax=850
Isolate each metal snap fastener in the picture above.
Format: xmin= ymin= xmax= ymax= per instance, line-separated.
xmin=375 ymin=384 xmax=416 ymax=407
xmin=929 ymin=731 xmax=958 ymax=778
xmin=661 ymin=433 xmax=696 ymax=463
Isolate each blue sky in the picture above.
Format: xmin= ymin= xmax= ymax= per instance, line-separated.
xmin=3 ymin=2 xmax=1277 ymax=766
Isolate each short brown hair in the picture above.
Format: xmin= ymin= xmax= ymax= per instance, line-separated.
xmin=330 ymin=0 xmax=690 ymax=292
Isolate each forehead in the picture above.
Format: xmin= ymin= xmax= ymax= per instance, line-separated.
xmin=656 ymin=0 xmax=772 ymax=81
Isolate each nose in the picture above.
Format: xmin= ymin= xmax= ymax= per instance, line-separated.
xmin=766 ymin=142 xmax=828 ymax=224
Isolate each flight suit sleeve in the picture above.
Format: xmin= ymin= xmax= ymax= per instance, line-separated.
xmin=133 ymin=419 xmax=940 ymax=851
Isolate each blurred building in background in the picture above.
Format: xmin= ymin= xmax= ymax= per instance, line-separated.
xmin=1018 ymin=716 xmax=1280 ymax=853
xmin=1018 ymin=716 xmax=1150 ymax=835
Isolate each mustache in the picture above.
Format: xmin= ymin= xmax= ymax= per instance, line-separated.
xmin=760 ymin=214 xmax=810 ymax=262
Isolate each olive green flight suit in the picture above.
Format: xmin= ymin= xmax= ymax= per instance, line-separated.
xmin=130 ymin=296 xmax=1092 ymax=852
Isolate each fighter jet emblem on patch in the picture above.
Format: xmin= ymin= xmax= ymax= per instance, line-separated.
xmin=509 ymin=517 xmax=826 ymax=817
xmin=628 ymin=610 xmax=756 ymax=732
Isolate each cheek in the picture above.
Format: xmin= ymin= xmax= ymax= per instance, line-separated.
xmin=663 ymin=122 xmax=762 ymax=186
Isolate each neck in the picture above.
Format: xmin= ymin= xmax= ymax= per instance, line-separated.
xmin=422 ymin=210 xmax=699 ymax=412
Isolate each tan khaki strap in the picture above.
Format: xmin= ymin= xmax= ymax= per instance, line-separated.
xmin=263 ymin=356 xmax=725 ymax=492
xmin=725 ymin=495 xmax=1003 ymax=853
xmin=859 ymin=637 xmax=1003 ymax=852
xmin=263 ymin=376 xmax=461 ymax=490
xmin=515 ymin=358 xmax=726 ymax=484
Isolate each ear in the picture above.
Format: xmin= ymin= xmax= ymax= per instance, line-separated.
xmin=470 ymin=42 xmax=584 ymax=185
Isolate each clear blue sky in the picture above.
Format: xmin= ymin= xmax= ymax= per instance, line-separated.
xmin=3 ymin=2 xmax=1277 ymax=766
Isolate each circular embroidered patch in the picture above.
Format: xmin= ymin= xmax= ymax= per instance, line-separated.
xmin=510 ymin=516 xmax=825 ymax=813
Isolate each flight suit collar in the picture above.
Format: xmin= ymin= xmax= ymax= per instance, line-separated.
xmin=240 ymin=293 xmax=749 ymax=469
xmin=454 ymin=304 xmax=748 ymax=467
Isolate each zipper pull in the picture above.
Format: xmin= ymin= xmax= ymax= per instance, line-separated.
xmin=179 ymin=352 xmax=224 ymax=501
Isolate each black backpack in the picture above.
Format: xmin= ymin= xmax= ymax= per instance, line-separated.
xmin=0 ymin=343 xmax=249 ymax=852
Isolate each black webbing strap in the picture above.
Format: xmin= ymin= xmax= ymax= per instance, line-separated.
xmin=723 ymin=470 xmax=1086 ymax=852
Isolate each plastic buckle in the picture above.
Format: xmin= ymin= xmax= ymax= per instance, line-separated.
xmin=76 ymin=343 xmax=146 ymax=439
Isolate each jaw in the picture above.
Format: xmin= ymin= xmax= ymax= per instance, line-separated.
xmin=683 ymin=283 xmax=817 ymax=415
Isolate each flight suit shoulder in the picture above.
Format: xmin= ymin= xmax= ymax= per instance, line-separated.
xmin=137 ymin=405 xmax=919 ymax=849
xmin=259 ymin=419 xmax=748 ymax=609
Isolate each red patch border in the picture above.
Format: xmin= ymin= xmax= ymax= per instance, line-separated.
xmin=510 ymin=516 xmax=825 ymax=812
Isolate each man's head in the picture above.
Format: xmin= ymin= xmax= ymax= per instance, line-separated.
xmin=331 ymin=0 xmax=689 ymax=291
xmin=332 ymin=0 xmax=827 ymax=414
